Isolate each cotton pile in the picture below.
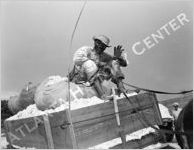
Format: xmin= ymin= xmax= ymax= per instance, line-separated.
xmin=7 ymin=96 xmax=105 ymax=120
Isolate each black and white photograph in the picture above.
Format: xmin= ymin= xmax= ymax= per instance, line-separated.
xmin=1 ymin=0 xmax=193 ymax=149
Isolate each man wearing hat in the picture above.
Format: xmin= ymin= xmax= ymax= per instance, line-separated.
xmin=171 ymin=102 xmax=182 ymax=122
xmin=69 ymin=35 xmax=128 ymax=100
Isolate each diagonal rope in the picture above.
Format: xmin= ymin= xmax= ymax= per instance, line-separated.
xmin=69 ymin=0 xmax=88 ymax=51
xmin=67 ymin=0 xmax=87 ymax=111
xmin=66 ymin=1 xmax=88 ymax=148
xmin=123 ymin=82 xmax=193 ymax=95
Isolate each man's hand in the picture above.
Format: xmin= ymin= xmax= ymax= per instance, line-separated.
xmin=114 ymin=45 xmax=124 ymax=58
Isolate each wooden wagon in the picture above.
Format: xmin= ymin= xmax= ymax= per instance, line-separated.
xmin=4 ymin=92 xmax=163 ymax=149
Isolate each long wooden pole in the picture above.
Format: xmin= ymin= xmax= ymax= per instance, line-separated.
xmin=112 ymin=88 xmax=126 ymax=148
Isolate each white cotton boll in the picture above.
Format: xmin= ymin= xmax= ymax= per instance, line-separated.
xmin=7 ymin=104 xmax=43 ymax=120
xmin=7 ymin=96 xmax=105 ymax=120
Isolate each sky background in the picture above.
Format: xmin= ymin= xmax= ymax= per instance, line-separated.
xmin=0 ymin=0 xmax=193 ymax=100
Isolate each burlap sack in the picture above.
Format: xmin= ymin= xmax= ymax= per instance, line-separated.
xmin=34 ymin=76 xmax=99 ymax=111
xmin=8 ymin=86 xmax=37 ymax=114
xmin=34 ymin=76 xmax=68 ymax=110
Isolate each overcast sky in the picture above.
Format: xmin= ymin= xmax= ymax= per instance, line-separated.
xmin=1 ymin=0 xmax=193 ymax=100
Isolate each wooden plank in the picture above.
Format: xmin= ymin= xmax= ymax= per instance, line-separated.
xmin=113 ymin=89 xmax=120 ymax=126
xmin=43 ymin=114 xmax=54 ymax=149
xmin=4 ymin=110 xmax=75 ymax=149
xmin=75 ymin=108 xmax=159 ymax=148
xmin=150 ymin=93 xmax=163 ymax=125
xmin=129 ymin=92 xmax=159 ymax=125
xmin=47 ymin=92 xmax=160 ymax=148
xmin=4 ymin=115 xmax=48 ymax=148
xmin=46 ymin=109 xmax=78 ymax=149
xmin=71 ymin=92 xmax=156 ymax=126
xmin=4 ymin=121 xmax=12 ymax=148
xmin=112 ymin=88 xmax=126 ymax=148
xmin=65 ymin=109 xmax=78 ymax=148
xmin=48 ymin=124 xmax=73 ymax=149
xmin=46 ymin=109 xmax=67 ymax=127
